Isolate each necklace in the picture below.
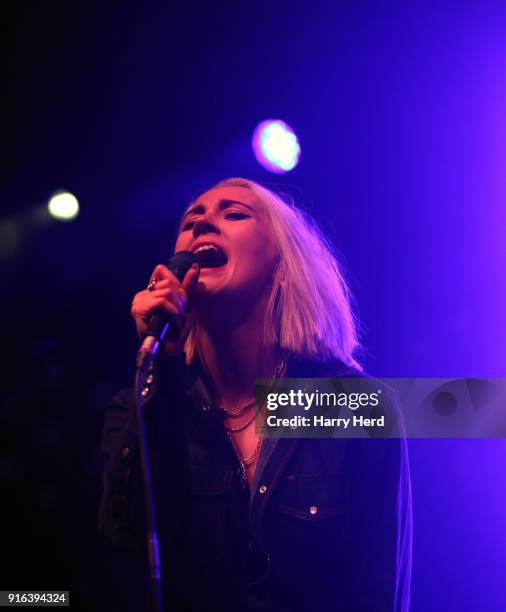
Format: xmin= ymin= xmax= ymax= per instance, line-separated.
xmin=226 ymin=425 xmax=261 ymax=484
xmin=225 ymin=354 xmax=288 ymax=482
xmin=219 ymin=398 xmax=256 ymax=419
xmin=225 ymin=408 xmax=258 ymax=433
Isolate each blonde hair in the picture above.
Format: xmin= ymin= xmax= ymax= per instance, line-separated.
xmin=183 ymin=177 xmax=362 ymax=370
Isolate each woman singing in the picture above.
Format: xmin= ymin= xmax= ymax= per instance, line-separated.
xmin=99 ymin=178 xmax=412 ymax=611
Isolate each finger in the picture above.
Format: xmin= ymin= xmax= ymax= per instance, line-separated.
xmin=181 ymin=263 xmax=200 ymax=310
xmin=137 ymin=290 xmax=186 ymax=318
xmin=181 ymin=263 xmax=200 ymax=292
xmin=148 ymin=278 xmax=191 ymax=304
xmin=132 ymin=290 xmax=186 ymax=321
xmin=150 ymin=264 xmax=180 ymax=284
xmin=149 ymin=263 xmax=198 ymax=294
xmin=148 ymin=287 xmax=186 ymax=312
xmin=143 ymin=297 xmax=184 ymax=322
xmin=146 ymin=281 xmax=188 ymax=311
xmin=132 ymin=300 xmax=186 ymax=340
xmin=146 ymin=278 xmax=176 ymax=291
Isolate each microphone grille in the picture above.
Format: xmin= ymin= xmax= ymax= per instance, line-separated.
xmin=167 ymin=250 xmax=197 ymax=282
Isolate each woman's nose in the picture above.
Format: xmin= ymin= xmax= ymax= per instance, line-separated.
xmin=193 ymin=214 xmax=219 ymax=237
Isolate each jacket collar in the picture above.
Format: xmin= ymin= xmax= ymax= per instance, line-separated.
xmin=186 ymin=352 xmax=359 ymax=395
xmin=185 ymin=352 xmax=361 ymax=413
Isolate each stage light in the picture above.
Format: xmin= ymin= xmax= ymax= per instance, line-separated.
xmin=48 ymin=191 xmax=79 ymax=221
xmin=252 ymin=119 xmax=301 ymax=174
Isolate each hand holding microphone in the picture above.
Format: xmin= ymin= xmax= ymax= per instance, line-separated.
xmin=132 ymin=251 xmax=199 ymax=367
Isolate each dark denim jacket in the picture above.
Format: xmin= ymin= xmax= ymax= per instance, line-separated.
xmin=98 ymin=354 xmax=412 ymax=612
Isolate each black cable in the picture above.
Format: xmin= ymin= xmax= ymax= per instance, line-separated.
xmin=134 ymin=366 xmax=163 ymax=612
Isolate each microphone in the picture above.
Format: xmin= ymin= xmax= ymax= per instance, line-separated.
xmin=136 ymin=250 xmax=197 ymax=370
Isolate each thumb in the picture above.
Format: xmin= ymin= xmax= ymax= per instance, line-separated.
xmin=181 ymin=263 xmax=200 ymax=311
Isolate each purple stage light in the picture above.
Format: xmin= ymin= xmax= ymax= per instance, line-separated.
xmin=252 ymin=119 xmax=301 ymax=174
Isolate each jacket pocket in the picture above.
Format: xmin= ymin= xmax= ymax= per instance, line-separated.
xmin=265 ymin=472 xmax=351 ymax=610
xmin=273 ymin=472 xmax=348 ymax=522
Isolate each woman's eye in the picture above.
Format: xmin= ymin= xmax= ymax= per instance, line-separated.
xmin=225 ymin=212 xmax=248 ymax=220
xmin=180 ymin=211 xmax=248 ymax=231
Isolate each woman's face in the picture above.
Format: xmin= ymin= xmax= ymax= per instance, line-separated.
xmin=175 ymin=185 xmax=278 ymax=303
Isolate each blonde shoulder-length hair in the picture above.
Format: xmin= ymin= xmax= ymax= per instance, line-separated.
xmin=183 ymin=177 xmax=362 ymax=370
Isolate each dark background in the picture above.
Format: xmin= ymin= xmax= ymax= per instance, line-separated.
xmin=2 ymin=2 xmax=506 ymax=610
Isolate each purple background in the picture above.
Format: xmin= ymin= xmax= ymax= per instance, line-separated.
xmin=3 ymin=2 xmax=505 ymax=610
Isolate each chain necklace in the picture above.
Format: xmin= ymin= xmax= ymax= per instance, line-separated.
xmin=225 ymin=407 xmax=258 ymax=433
xmin=225 ymin=354 xmax=288 ymax=483
xmin=219 ymin=397 xmax=256 ymax=419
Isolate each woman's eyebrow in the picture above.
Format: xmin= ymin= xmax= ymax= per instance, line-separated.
xmin=181 ymin=203 xmax=205 ymax=223
xmin=181 ymin=199 xmax=255 ymax=222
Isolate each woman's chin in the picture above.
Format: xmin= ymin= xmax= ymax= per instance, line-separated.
xmin=196 ymin=267 xmax=228 ymax=291
xmin=195 ymin=275 xmax=224 ymax=298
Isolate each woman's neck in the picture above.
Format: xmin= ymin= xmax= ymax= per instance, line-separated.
xmin=194 ymin=297 xmax=281 ymax=407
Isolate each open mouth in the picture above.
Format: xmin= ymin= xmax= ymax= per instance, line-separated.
xmin=193 ymin=243 xmax=228 ymax=269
